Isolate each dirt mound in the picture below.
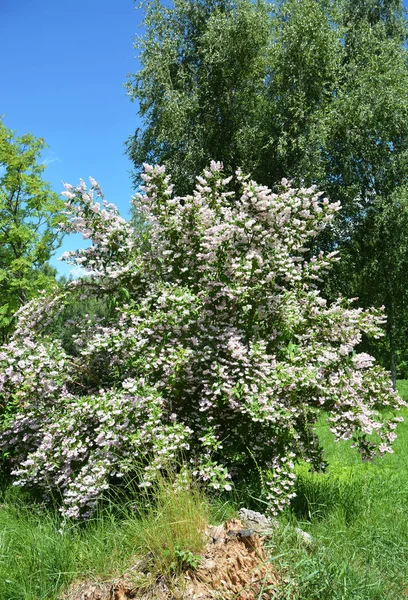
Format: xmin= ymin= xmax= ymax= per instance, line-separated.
xmin=62 ymin=519 xmax=279 ymax=600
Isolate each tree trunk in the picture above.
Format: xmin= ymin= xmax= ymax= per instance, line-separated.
xmin=388 ymin=297 xmax=397 ymax=391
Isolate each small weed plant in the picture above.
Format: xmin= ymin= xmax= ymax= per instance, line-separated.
xmin=173 ymin=548 xmax=201 ymax=571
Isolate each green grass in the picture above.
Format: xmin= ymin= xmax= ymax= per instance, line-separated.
xmin=0 ymin=486 xmax=142 ymax=599
xmin=1 ymin=385 xmax=408 ymax=600
xmin=264 ymin=381 xmax=408 ymax=599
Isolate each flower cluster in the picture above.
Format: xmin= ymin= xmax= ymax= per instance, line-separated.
xmin=0 ymin=162 xmax=405 ymax=517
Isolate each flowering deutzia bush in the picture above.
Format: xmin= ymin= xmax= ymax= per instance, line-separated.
xmin=0 ymin=163 xmax=405 ymax=518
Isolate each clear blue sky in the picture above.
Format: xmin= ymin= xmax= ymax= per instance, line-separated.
xmin=0 ymin=0 xmax=142 ymax=277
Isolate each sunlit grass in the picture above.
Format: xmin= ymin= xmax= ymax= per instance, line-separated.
xmin=264 ymin=381 xmax=408 ymax=599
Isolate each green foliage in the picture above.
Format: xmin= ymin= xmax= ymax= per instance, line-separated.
xmin=126 ymin=0 xmax=408 ymax=204
xmin=0 ymin=120 xmax=64 ymax=341
xmin=48 ymin=291 xmax=114 ymax=357
xmin=126 ymin=0 xmax=272 ymax=195
xmin=331 ymin=189 xmax=408 ymax=385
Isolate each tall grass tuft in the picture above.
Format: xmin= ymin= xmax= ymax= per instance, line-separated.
xmin=121 ymin=468 xmax=209 ymax=580
xmin=291 ymin=468 xmax=366 ymax=524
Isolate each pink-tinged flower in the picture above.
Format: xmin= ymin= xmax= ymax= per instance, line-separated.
xmin=352 ymin=352 xmax=375 ymax=369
